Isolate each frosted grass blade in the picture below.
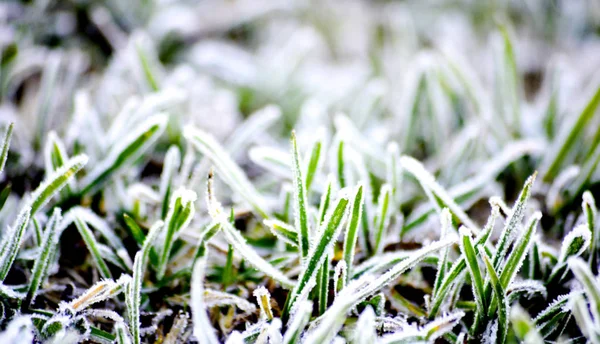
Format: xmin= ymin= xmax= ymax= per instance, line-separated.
xmin=342 ymin=184 xmax=364 ymax=283
xmin=304 ymin=133 xmax=323 ymax=193
xmin=432 ymin=209 xmax=452 ymax=300
xmin=282 ymin=301 xmax=311 ymax=344
xmin=284 ymin=195 xmax=349 ymax=320
xmin=24 ymin=208 xmax=62 ymax=308
xmin=511 ymin=305 xmax=544 ymax=344
xmin=74 ymin=216 xmax=112 ymax=279
xmin=0 ymin=206 xmax=31 ymax=281
xmin=191 ymin=256 xmax=219 ymax=344
xmin=264 ymin=219 xmax=298 ymax=247
xmin=480 ymin=248 xmax=508 ymax=344
xmin=570 ymin=293 xmax=600 ymax=344
xmin=493 ymin=173 xmax=536 ymax=270
xmin=373 ymin=184 xmax=391 ymax=254
xmin=185 ymin=126 xmax=268 ymax=218
xmin=291 ymin=131 xmax=310 ymax=259
xmin=583 ymin=192 xmax=598 ymax=272
xmin=568 ymin=257 xmax=600 ymax=326
xmin=458 ymin=227 xmax=485 ymax=324
xmin=29 ymin=154 xmax=88 ymax=216
xmin=80 ymin=115 xmax=167 ymax=195
xmin=401 ymin=155 xmax=479 ymax=233
xmin=159 ymin=146 xmax=181 ymax=219
xmin=0 ymin=123 xmax=13 ymax=176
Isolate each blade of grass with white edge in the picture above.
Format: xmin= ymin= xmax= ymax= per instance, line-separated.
xmin=73 ymin=215 xmax=112 ymax=279
xmin=342 ymin=184 xmax=364 ymax=284
xmin=337 ymin=139 xmax=347 ymax=188
xmin=156 ymin=188 xmax=197 ymax=281
xmin=307 ymin=236 xmax=457 ymax=343
xmin=533 ymin=293 xmax=576 ymax=337
xmin=63 ymin=274 xmax=131 ymax=312
xmin=283 ymin=194 xmax=350 ymax=320
xmin=0 ymin=206 xmax=31 ymax=281
xmin=127 ymin=221 xmax=163 ymax=344
xmin=28 ymin=154 xmax=88 ymax=216
xmin=570 ymin=293 xmax=600 ymax=344
xmin=315 ymin=176 xmax=334 ymax=315
xmin=44 ymin=132 xmax=73 ymax=198
xmin=583 ymin=192 xmax=598 ymax=272
xmin=184 ymin=126 xmax=268 ymax=218
xmin=486 ymin=211 xmax=541 ymax=317
xmin=333 ymin=260 xmax=346 ymax=297
xmin=353 ymin=306 xmax=376 ymax=344
xmin=432 ymin=209 xmax=452 ymax=301
xmin=220 ymin=219 xmax=294 ymax=289
xmin=428 ymin=204 xmax=498 ymax=318
xmin=264 ymin=219 xmax=298 ymax=247
xmin=480 ymin=247 xmax=508 ymax=344
xmin=510 ymin=305 xmax=544 ymax=344
xmin=303 ymin=130 xmax=324 ymax=193
xmin=547 ymin=224 xmax=591 ymax=286
xmin=225 ymin=105 xmax=281 ymax=158
xmin=80 ymin=115 xmax=167 ymax=195
xmin=291 ymin=131 xmax=311 ymax=260
xmin=253 ymin=286 xmax=273 ymax=320
xmin=568 ymin=257 xmax=600 ymax=327
xmin=492 ymin=173 xmax=536 ymax=270
xmin=380 ymin=310 xmax=465 ymax=343
xmin=24 ymin=208 xmax=62 ymax=309
xmin=541 ymin=85 xmax=600 ymax=182
xmin=159 ymin=146 xmax=181 ymax=219
xmin=458 ymin=226 xmax=486 ymax=326
xmin=400 ymin=155 xmax=479 ymax=233
xmin=282 ymin=301 xmax=312 ymax=344
xmin=203 ymin=289 xmax=256 ymax=314
xmin=191 ymin=255 xmax=219 ymax=344
xmin=0 ymin=123 xmax=13 ymax=176
xmin=373 ymin=184 xmax=392 ymax=255
xmin=566 ymin=142 xmax=600 ymax=201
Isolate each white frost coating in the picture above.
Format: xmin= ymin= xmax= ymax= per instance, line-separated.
xmin=191 ymin=259 xmax=219 ymax=344
xmin=333 ymin=260 xmax=347 ymax=297
xmin=249 ymin=147 xmax=292 ymax=178
xmin=204 ymin=289 xmax=256 ymax=313
xmin=283 ymin=301 xmax=312 ymax=344
xmin=226 ymin=105 xmax=281 ymax=156
xmin=508 ymin=280 xmax=547 ymax=300
xmin=353 ymin=306 xmax=376 ymax=344
xmin=401 ymin=155 xmax=480 ymax=233
xmin=482 ymin=319 xmax=498 ymax=344
xmin=559 ymin=224 xmax=591 ymax=263
xmin=0 ymin=316 xmax=35 ymax=343
xmin=253 ymin=286 xmax=273 ymax=319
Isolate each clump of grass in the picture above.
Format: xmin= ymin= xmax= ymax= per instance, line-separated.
xmin=1 ymin=1 xmax=600 ymax=343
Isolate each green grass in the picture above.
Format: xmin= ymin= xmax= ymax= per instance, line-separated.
xmin=1 ymin=1 xmax=600 ymax=343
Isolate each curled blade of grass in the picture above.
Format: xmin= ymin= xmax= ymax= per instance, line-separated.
xmin=493 ymin=172 xmax=536 ymax=270
xmin=24 ymin=208 xmax=62 ymax=309
xmin=284 ymin=194 xmax=349 ymax=320
xmin=510 ymin=305 xmax=544 ymax=344
xmin=128 ymin=221 xmax=163 ymax=344
xmin=343 ymin=184 xmax=364 ymax=283
xmin=80 ymin=115 xmax=167 ymax=195
xmin=0 ymin=123 xmax=13 ymax=176
xmin=159 ymin=146 xmax=181 ymax=219
xmin=29 ymin=154 xmax=88 ymax=216
xmin=0 ymin=206 xmax=31 ymax=281
xmin=548 ymin=224 xmax=591 ymax=285
xmin=542 ymin=85 xmax=600 ymax=182
xmin=570 ymin=293 xmax=600 ymax=344
xmin=74 ymin=215 xmax=112 ymax=279
xmin=191 ymin=255 xmax=219 ymax=344
xmin=291 ymin=131 xmax=311 ymax=260
xmin=264 ymin=219 xmax=298 ymax=247
xmin=185 ymin=126 xmax=268 ymax=218
xmin=400 ymin=155 xmax=479 ymax=233
xmin=568 ymin=257 xmax=600 ymax=326
xmin=583 ymin=192 xmax=598 ymax=272
xmin=156 ymin=188 xmax=197 ymax=281
xmin=253 ymin=286 xmax=273 ymax=320
xmin=64 ymin=274 xmax=131 ymax=312
xmin=458 ymin=226 xmax=485 ymax=326
xmin=480 ymin=247 xmax=508 ymax=344
xmin=373 ymin=184 xmax=391 ymax=255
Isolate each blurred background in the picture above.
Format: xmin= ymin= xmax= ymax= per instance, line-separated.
xmin=1 ymin=0 xmax=600 ymax=241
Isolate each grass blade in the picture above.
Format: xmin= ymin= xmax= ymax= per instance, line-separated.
xmin=284 ymin=194 xmax=349 ymax=320
xmin=291 ymin=131 xmax=311 ymax=259
xmin=80 ymin=115 xmax=167 ymax=195
xmin=24 ymin=208 xmax=62 ymax=309
xmin=191 ymin=256 xmax=219 ymax=344
xmin=29 ymin=154 xmax=88 ymax=216
xmin=264 ymin=219 xmax=298 ymax=247
xmin=304 ymin=133 xmax=323 ymax=193
xmin=74 ymin=215 xmax=112 ymax=279
xmin=343 ymin=184 xmax=365 ymax=283
xmin=511 ymin=305 xmax=544 ymax=344
xmin=0 ymin=123 xmax=14 ymax=176
xmin=185 ymin=126 xmax=268 ymax=218
xmin=480 ymin=248 xmax=508 ymax=344
xmin=584 ymin=191 xmax=598 ymax=272
xmin=459 ymin=226 xmax=485 ymax=325
xmin=0 ymin=206 xmax=31 ymax=281
xmin=568 ymin=257 xmax=600 ymax=326
xmin=373 ymin=184 xmax=391 ymax=255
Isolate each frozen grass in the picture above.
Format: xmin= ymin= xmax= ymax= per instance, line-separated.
xmin=1 ymin=0 xmax=600 ymax=343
